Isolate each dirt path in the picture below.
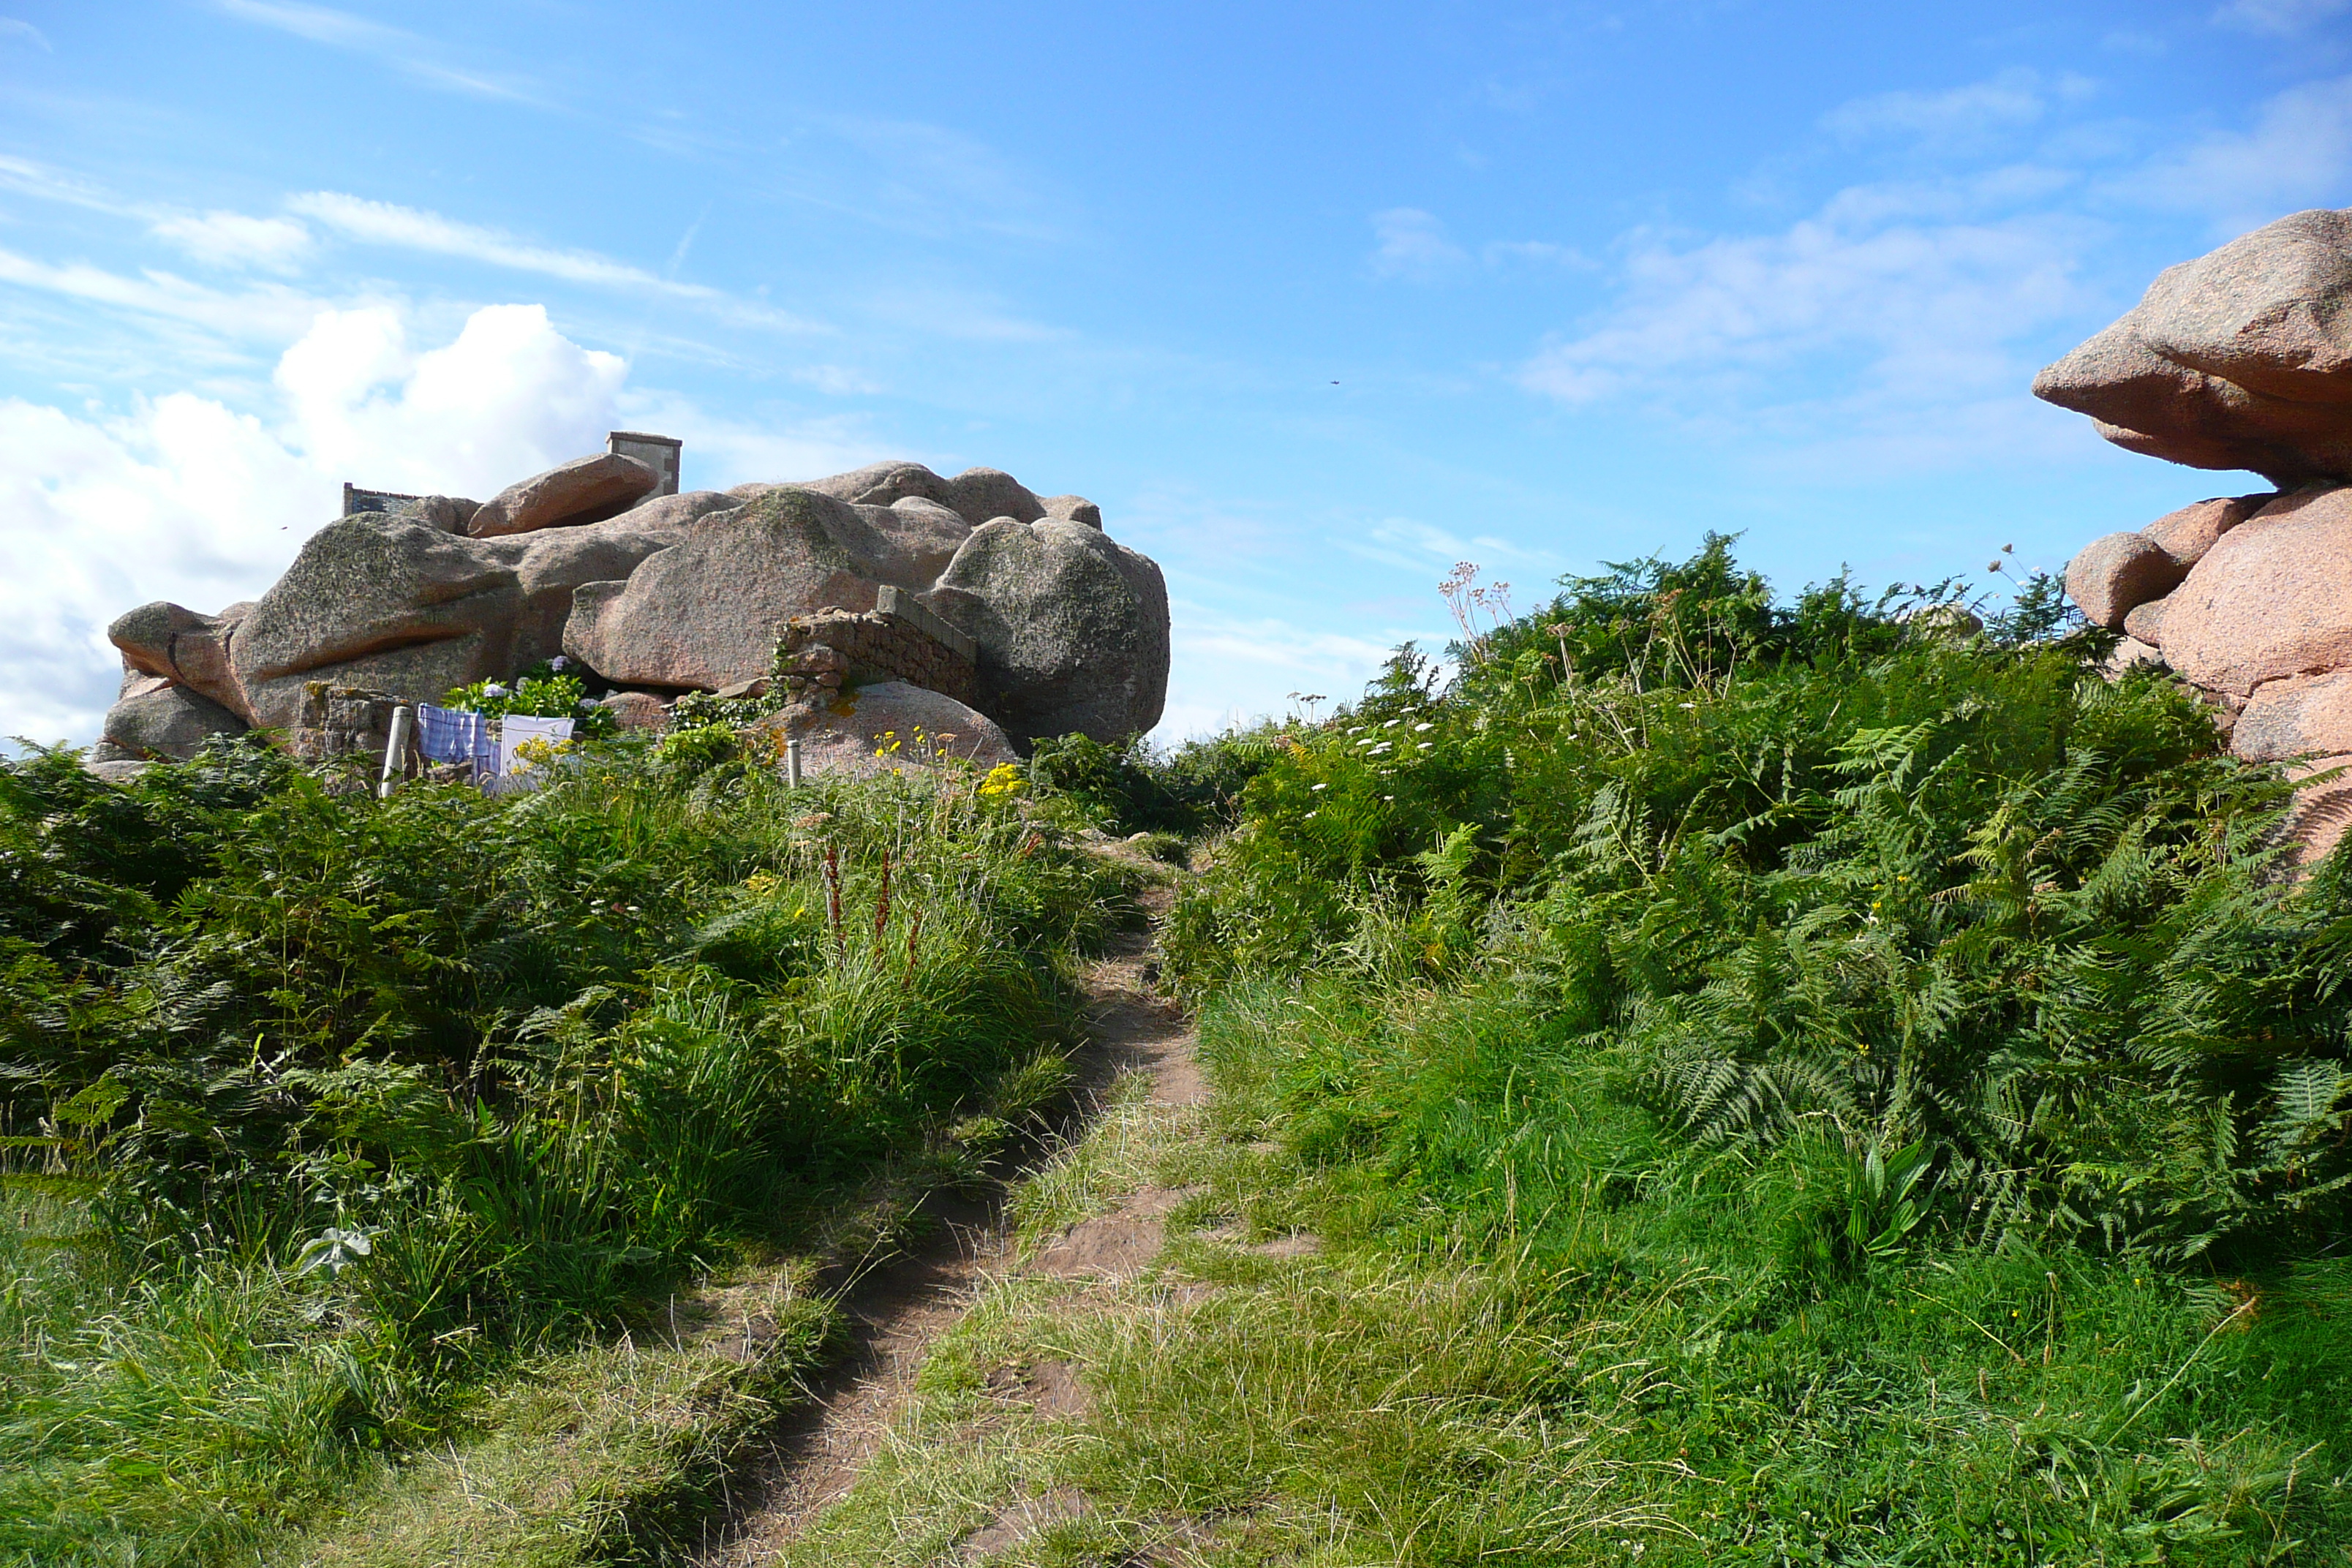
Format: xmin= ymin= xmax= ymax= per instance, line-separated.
xmin=699 ymin=886 xmax=1199 ymax=1564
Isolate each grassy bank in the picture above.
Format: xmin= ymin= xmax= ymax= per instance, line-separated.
xmin=23 ymin=535 xmax=2352 ymax=1564
xmin=0 ymin=731 xmax=1131 ymax=1566
xmin=886 ymin=540 xmax=2352 ymax=1564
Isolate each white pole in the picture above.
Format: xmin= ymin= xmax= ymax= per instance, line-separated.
xmin=785 ymin=737 xmax=802 ymax=788
xmin=379 ymin=705 xmax=414 ymax=799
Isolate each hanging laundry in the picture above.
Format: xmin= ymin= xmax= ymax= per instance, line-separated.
xmin=486 ymin=715 xmax=576 ymax=796
xmin=415 ymin=704 xmax=492 ymax=776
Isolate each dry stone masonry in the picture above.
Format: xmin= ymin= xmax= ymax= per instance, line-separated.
xmin=2046 ymin=207 xmax=2352 ymax=863
xmin=93 ymin=441 xmax=1169 ymax=780
xmin=777 ymin=587 xmax=981 ymax=708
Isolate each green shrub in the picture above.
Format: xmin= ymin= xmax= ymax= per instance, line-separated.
xmin=0 ymin=737 xmax=1120 ymax=1561
xmin=1029 ymin=728 xmax=1286 ymax=835
xmin=444 ymin=657 xmax=618 ymax=739
xmin=1171 ymin=538 xmax=2352 ymax=1262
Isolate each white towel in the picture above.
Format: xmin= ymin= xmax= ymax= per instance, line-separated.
xmin=484 ymin=715 xmax=576 ymax=795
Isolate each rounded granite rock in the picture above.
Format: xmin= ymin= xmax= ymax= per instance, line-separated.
xmin=467 ymin=453 xmax=660 ymax=538
xmin=2065 ymin=531 xmax=2189 ymax=631
xmin=2151 ymin=486 xmax=2352 ymax=699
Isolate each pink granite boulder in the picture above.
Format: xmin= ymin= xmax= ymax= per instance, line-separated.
xmin=2153 ymin=487 xmax=2352 ymax=698
xmin=2034 ymin=210 xmax=2352 ymax=483
xmin=2065 ymin=532 xmax=2188 ymax=630
xmin=2236 ymin=671 xmax=2352 ymax=762
xmin=467 ymin=453 xmax=660 ymax=538
xmin=2144 ymin=494 xmax=2272 ymax=568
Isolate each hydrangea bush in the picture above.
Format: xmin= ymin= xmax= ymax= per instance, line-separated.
xmin=442 ymin=657 xmax=619 ymax=739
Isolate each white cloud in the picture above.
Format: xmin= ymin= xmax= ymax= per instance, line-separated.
xmin=0 ymin=246 xmax=329 ymax=342
xmin=0 ymin=304 xmax=635 ymax=746
xmin=1157 ymin=601 xmax=1411 ymax=742
xmin=2212 ymin=0 xmax=2351 ymax=34
xmin=212 ymin=0 xmax=547 ymax=105
xmin=287 ymin=192 xmax=823 ymax=331
xmin=1370 ymin=208 xmax=1469 ymax=280
xmin=1518 ymin=197 xmax=2095 ymax=417
xmin=149 ymin=211 xmax=315 ymax=273
xmin=2118 ymin=74 xmax=2352 ymax=233
xmin=0 ymin=19 xmax=48 ymax=50
xmin=274 ymin=304 xmax=627 ymax=495
xmin=1823 ymin=68 xmax=2092 ymax=153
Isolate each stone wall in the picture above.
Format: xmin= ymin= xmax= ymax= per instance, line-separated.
xmin=776 ymin=586 xmax=979 ymax=706
xmin=286 ymin=684 xmax=402 ymax=764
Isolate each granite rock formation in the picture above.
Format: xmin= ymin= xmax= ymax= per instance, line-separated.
xmin=2035 ymin=209 xmax=2352 ymax=485
xmin=2046 ymin=207 xmax=2352 ymax=863
xmin=752 ymin=681 xmax=1020 ymax=780
xmin=94 ymin=455 xmax=1167 ymax=766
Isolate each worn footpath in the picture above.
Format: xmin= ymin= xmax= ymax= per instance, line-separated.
xmin=699 ymin=881 xmax=1213 ymax=1564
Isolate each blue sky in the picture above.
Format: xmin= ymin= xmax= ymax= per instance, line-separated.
xmin=0 ymin=0 xmax=2348 ymax=743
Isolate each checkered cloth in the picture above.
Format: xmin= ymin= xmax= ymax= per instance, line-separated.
xmin=415 ymin=704 xmax=491 ymax=772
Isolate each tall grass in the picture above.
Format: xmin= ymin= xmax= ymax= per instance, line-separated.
xmin=1126 ymin=538 xmax=2352 ymax=1557
xmin=0 ymin=734 xmax=1128 ymax=1564
xmin=1164 ymin=540 xmax=2352 ymax=1262
xmin=1167 ymin=974 xmax=2352 ymax=1561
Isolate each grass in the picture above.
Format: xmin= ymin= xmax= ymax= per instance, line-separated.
xmin=780 ymin=968 xmax=2352 ymax=1565
xmin=22 ymin=536 xmax=2352 ymax=1564
xmin=273 ymin=1308 xmax=828 ymax=1567
xmin=770 ymin=540 xmax=2352 ymax=1564
xmin=1009 ymin=1068 xmax=1179 ymax=1248
xmin=0 ymin=734 xmax=1136 ymax=1566
xmin=1170 ymin=977 xmax=2352 ymax=1564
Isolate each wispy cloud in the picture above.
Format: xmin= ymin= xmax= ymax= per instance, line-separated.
xmin=0 ymin=153 xmax=137 ymax=216
xmin=286 ymin=192 xmax=825 ymax=331
xmin=1338 ymin=517 xmax=1564 ymax=576
xmin=211 ymin=0 xmax=550 ymax=106
xmin=814 ymin=114 xmax=1064 ymax=241
xmin=150 ymin=211 xmax=315 ymax=273
xmin=0 ymin=157 xmax=319 ymax=276
xmin=855 ymin=282 xmax=1068 ymax=343
xmin=289 ymin=192 xmax=685 ymax=290
xmin=1507 ymin=63 xmax=2352 ymax=479
xmin=0 ymin=246 xmax=330 ymax=341
xmin=792 ymin=363 xmax=888 ymax=396
xmin=2114 ymin=73 xmax=2352 ymax=235
xmin=0 ymin=151 xmax=821 ymax=331
xmin=1484 ymin=238 xmax=1594 ymax=268
xmin=1512 ymin=179 xmax=2100 ymax=486
xmin=1823 ymin=68 xmax=2094 ymax=154
xmin=0 ymin=18 xmax=48 ymax=49
xmin=1370 ymin=208 xmax=1470 ymax=279
xmin=2212 ymin=0 xmax=2351 ymax=35
xmin=1370 ymin=209 xmax=1594 ymax=282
